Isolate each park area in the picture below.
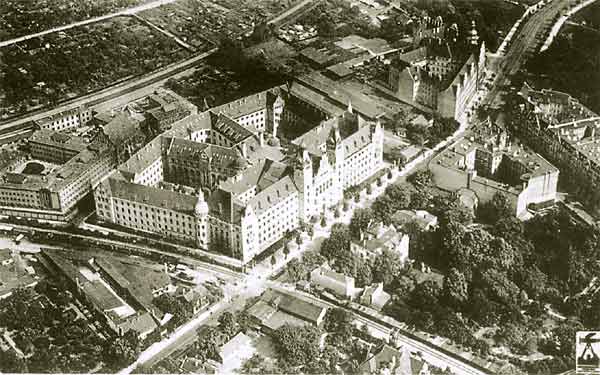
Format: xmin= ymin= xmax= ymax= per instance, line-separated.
xmin=0 ymin=0 xmax=152 ymax=42
xmin=0 ymin=16 xmax=191 ymax=119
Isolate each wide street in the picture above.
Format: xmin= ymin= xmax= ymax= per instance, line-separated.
xmin=483 ymin=0 xmax=585 ymax=109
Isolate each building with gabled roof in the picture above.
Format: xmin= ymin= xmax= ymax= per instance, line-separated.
xmin=358 ymin=344 xmax=429 ymax=375
xmin=310 ymin=263 xmax=356 ymax=299
xmin=94 ymin=86 xmax=383 ymax=264
xmin=388 ymin=41 xmax=487 ymax=121
xmin=40 ymin=249 xmax=164 ymax=339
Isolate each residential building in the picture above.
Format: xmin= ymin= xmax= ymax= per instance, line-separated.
xmin=358 ymin=344 xmax=429 ymax=375
xmin=360 ymin=283 xmax=391 ymax=311
xmin=350 ymin=222 xmax=409 ymax=262
xmin=94 ymin=89 xmax=384 ymax=264
xmin=429 ymin=118 xmax=559 ymax=218
xmin=310 ymin=263 xmax=355 ymax=299
xmin=178 ymin=286 xmax=210 ymax=314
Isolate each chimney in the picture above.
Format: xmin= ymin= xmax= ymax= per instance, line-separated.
xmin=259 ymin=132 xmax=265 ymax=147
xmin=241 ymin=142 xmax=247 ymax=158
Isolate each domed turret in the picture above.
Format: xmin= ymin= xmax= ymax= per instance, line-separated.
xmin=195 ymin=190 xmax=209 ymax=216
xmin=468 ymin=20 xmax=479 ymax=46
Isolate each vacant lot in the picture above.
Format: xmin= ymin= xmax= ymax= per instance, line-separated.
xmin=0 ymin=16 xmax=190 ymax=119
xmin=0 ymin=0 xmax=151 ymax=42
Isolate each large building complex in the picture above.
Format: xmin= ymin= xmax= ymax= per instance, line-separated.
xmin=95 ymin=88 xmax=384 ymax=264
xmin=387 ymin=42 xmax=487 ymax=120
xmin=429 ymin=118 xmax=559 ymax=218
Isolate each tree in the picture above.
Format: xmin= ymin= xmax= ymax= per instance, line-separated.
xmin=272 ymin=324 xmax=321 ymax=368
xmin=408 ymin=170 xmax=433 ymax=187
xmin=442 ymin=268 xmax=469 ymax=308
xmin=104 ymin=334 xmax=139 ymax=368
xmin=320 ymin=215 xmax=327 ymax=227
xmin=372 ymin=194 xmax=396 ymax=225
xmin=283 ymin=245 xmax=291 ymax=259
xmin=372 ymin=249 xmax=404 ymax=286
xmin=195 ymin=329 xmax=220 ymax=363
xmin=408 ymin=280 xmax=441 ymax=312
xmin=479 ymin=192 xmax=513 ymax=223
xmin=270 ymin=255 xmax=277 ymax=268
xmin=354 ymin=257 xmax=374 ymax=288
xmin=303 ymin=251 xmax=326 ymax=270
xmin=324 ymin=308 xmax=354 ymax=346
xmin=478 ymin=268 xmax=520 ymax=307
xmin=218 ymin=312 xmax=238 ymax=338
xmin=320 ymin=224 xmax=351 ymax=262
xmin=287 ymin=258 xmax=308 ymax=282
xmin=349 ymin=208 xmax=374 ymax=239
xmin=0 ymin=349 xmax=28 ymax=373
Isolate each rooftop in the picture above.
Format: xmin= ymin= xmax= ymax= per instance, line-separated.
xmin=119 ymin=137 xmax=162 ymax=178
xmin=99 ymin=113 xmax=143 ymax=145
xmin=261 ymin=289 xmax=327 ymax=325
xmin=29 ymin=129 xmax=89 ymax=154
xmin=103 ymin=173 xmax=200 ymax=215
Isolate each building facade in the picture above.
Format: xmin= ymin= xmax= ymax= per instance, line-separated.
xmin=0 ymin=130 xmax=116 ymax=221
xmin=429 ymin=119 xmax=559 ymax=218
xmin=94 ymin=89 xmax=384 ymax=264
xmin=388 ymin=42 xmax=486 ymax=120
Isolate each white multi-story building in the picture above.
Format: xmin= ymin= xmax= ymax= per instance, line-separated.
xmin=94 ymin=89 xmax=384 ymax=264
xmin=34 ymin=106 xmax=93 ymax=132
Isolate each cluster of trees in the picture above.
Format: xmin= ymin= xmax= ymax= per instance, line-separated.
xmin=0 ymin=0 xmax=146 ymax=41
xmin=1 ymin=16 xmax=188 ymax=114
xmin=0 ymin=281 xmax=138 ymax=373
xmin=388 ymin=188 xmax=600 ymax=371
xmin=269 ymin=309 xmax=373 ymax=374
xmin=153 ymin=293 xmax=195 ymax=328
xmin=319 ymin=223 xmax=406 ymax=288
xmin=525 ymin=21 xmax=600 ymax=114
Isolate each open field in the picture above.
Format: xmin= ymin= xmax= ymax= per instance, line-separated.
xmin=0 ymin=0 xmax=152 ymax=42
xmin=0 ymin=16 xmax=191 ymax=119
